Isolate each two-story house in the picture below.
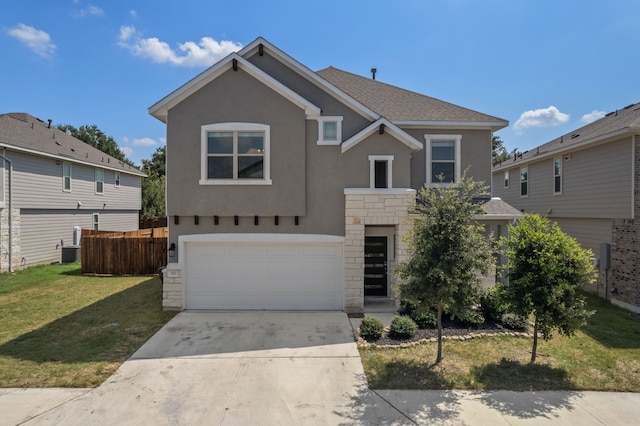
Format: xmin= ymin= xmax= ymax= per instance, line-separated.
xmin=0 ymin=113 xmax=145 ymax=272
xmin=150 ymin=37 xmax=518 ymax=313
xmin=493 ymin=103 xmax=640 ymax=312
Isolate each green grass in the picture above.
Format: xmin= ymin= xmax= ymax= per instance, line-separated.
xmin=0 ymin=263 xmax=176 ymax=387
xmin=360 ymin=292 xmax=640 ymax=391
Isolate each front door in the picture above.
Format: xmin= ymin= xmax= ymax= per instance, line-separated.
xmin=364 ymin=236 xmax=387 ymax=296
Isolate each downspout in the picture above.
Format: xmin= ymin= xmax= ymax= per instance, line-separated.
xmin=0 ymin=149 xmax=12 ymax=272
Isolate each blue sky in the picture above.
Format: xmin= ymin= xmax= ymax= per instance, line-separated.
xmin=1 ymin=0 xmax=638 ymax=165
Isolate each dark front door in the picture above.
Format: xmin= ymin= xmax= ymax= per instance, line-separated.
xmin=364 ymin=236 xmax=387 ymax=296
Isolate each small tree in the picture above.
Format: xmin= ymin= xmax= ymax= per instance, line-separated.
xmin=141 ymin=147 xmax=166 ymax=220
xmin=497 ymin=214 xmax=595 ymax=363
xmin=396 ymin=175 xmax=492 ymax=363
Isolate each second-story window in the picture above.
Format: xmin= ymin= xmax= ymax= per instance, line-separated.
xmin=369 ymin=155 xmax=394 ymax=189
xmin=553 ymin=157 xmax=562 ymax=194
xmin=115 ymin=172 xmax=121 ymax=188
xmin=63 ymin=162 xmax=72 ymax=192
xmin=317 ymin=116 xmax=343 ymax=145
xmin=425 ymin=134 xmax=461 ymax=186
xmin=520 ymin=166 xmax=528 ymax=197
xmin=504 ymin=170 xmax=509 ymax=189
xmin=95 ymin=169 xmax=104 ymax=194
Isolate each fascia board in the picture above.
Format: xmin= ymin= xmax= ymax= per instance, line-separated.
xmin=394 ymin=120 xmax=509 ymax=131
xmin=240 ymin=37 xmax=378 ymax=121
xmin=341 ymin=118 xmax=423 ymax=153
xmin=149 ymin=52 xmax=321 ymax=121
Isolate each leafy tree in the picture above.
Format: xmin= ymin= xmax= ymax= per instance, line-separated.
xmin=396 ymin=175 xmax=492 ymax=363
xmin=140 ymin=146 xmax=166 ymax=220
xmin=496 ymin=214 xmax=595 ymax=363
xmin=58 ymin=124 xmax=133 ymax=165
xmin=492 ymin=135 xmax=519 ymax=166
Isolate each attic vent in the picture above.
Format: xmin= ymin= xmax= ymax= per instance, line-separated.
xmin=570 ymin=133 xmax=579 ymax=139
xmin=605 ymin=111 xmax=615 ymax=117
xmin=70 ymin=148 xmax=75 ymax=152
xmin=371 ymin=68 xmax=377 ymax=80
xmin=55 ymin=141 xmax=61 ymax=146
xmin=258 ymin=43 xmax=264 ymax=56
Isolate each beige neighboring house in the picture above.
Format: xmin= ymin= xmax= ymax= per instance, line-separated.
xmin=0 ymin=113 xmax=145 ymax=272
xmin=150 ymin=37 xmax=519 ymax=313
xmin=493 ymin=103 xmax=640 ymax=312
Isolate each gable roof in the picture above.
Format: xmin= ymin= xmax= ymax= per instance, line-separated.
xmin=477 ymin=197 xmax=524 ymax=220
xmin=494 ymin=102 xmax=640 ymax=171
xmin=149 ymin=52 xmax=321 ymax=122
xmin=341 ymin=118 xmax=423 ymax=153
xmin=0 ymin=113 xmax=145 ymax=176
xmin=316 ymin=67 xmax=508 ymax=129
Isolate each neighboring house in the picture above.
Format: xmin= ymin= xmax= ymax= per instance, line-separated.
xmin=493 ymin=103 xmax=640 ymax=312
xmin=0 ymin=113 xmax=145 ymax=272
xmin=150 ymin=37 xmax=518 ymax=313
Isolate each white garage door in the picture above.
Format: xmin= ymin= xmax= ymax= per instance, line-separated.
xmin=183 ymin=234 xmax=344 ymax=310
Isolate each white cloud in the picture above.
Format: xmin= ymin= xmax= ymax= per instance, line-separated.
xmin=132 ymin=137 xmax=157 ymax=147
xmin=129 ymin=9 xmax=137 ymax=19
xmin=581 ymin=110 xmax=606 ymax=124
xmin=118 ymin=25 xmax=242 ymax=67
xmin=7 ymin=23 xmax=56 ymax=58
xmin=513 ymin=106 xmax=570 ymax=134
xmin=121 ymin=146 xmax=133 ymax=157
xmin=74 ymin=5 xmax=104 ymax=17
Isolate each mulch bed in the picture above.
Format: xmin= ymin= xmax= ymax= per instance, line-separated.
xmin=357 ymin=318 xmax=531 ymax=348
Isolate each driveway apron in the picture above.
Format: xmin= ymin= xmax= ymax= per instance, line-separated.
xmin=25 ymin=311 xmax=404 ymax=425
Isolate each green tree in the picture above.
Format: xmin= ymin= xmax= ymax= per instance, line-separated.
xmin=396 ymin=175 xmax=492 ymax=363
xmin=492 ymin=135 xmax=519 ymax=166
xmin=58 ymin=124 xmax=133 ymax=165
xmin=496 ymin=214 xmax=595 ymax=363
xmin=140 ymin=146 xmax=166 ymax=220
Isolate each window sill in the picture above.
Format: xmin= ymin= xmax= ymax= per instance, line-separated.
xmin=199 ymin=179 xmax=273 ymax=186
xmin=317 ymin=140 xmax=341 ymax=146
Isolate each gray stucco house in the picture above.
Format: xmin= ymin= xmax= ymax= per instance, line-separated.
xmin=150 ymin=37 xmax=518 ymax=313
xmin=493 ymin=103 xmax=640 ymax=312
xmin=0 ymin=113 xmax=145 ymax=272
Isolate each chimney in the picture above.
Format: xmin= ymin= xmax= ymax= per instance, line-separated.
xmin=371 ymin=68 xmax=377 ymax=80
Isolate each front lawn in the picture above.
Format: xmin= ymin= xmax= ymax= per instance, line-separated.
xmin=359 ymin=292 xmax=640 ymax=391
xmin=0 ymin=263 xmax=176 ymax=387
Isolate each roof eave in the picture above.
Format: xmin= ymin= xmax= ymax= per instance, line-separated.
xmin=341 ymin=118 xmax=423 ymax=153
xmin=394 ymin=120 xmax=509 ymax=131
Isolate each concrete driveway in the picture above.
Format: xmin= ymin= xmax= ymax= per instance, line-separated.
xmin=21 ymin=311 xmax=403 ymax=425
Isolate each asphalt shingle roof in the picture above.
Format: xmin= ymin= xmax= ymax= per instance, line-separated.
xmin=0 ymin=113 xmax=145 ymax=176
xmin=316 ymin=66 xmax=508 ymax=125
xmin=480 ymin=197 xmax=524 ymax=217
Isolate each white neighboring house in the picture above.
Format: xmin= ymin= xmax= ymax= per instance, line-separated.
xmin=0 ymin=113 xmax=146 ymax=272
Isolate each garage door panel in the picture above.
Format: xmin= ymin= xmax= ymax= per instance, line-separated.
xmin=184 ymin=238 xmax=343 ymax=310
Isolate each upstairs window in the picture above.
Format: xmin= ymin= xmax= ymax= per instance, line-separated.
xmin=425 ymin=134 xmax=461 ymax=186
xmin=504 ymin=170 xmax=509 ymax=189
xmin=63 ymin=162 xmax=72 ymax=192
xmin=520 ymin=166 xmax=528 ymax=197
xmin=201 ymin=123 xmax=271 ymax=185
xmin=369 ymin=155 xmax=394 ymax=189
xmin=317 ymin=116 xmax=343 ymax=145
xmin=95 ymin=169 xmax=104 ymax=194
xmin=553 ymin=157 xmax=562 ymax=194
xmin=115 ymin=172 xmax=121 ymax=188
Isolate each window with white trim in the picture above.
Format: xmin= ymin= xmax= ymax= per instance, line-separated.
xmin=520 ymin=166 xmax=528 ymax=197
xmin=553 ymin=157 xmax=562 ymax=194
xmin=95 ymin=169 xmax=104 ymax=194
xmin=369 ymin=155 xmax=394 ymax=189
xmin=92 ymin=213 xmax=99 ymax=230
xmin=200 ymin=123 xmax=271 ymax=185
xmin=504 ymin=170 xmax=509 ymax=189
xmin=114 ymin=172 xmax=121 ymax=188
xmin=425 ymin=134 xmax=461 ymax=186
xmin=317 ymin=116 xmax=343 ymax=145
xmin=63 ymin=162 xmax=72 ymax=192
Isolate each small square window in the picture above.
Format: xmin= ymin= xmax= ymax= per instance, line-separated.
xmin=317 ymin=117 xmax=343 ymax=145
xmin=323 ymin=122 xmax=337 ymax=141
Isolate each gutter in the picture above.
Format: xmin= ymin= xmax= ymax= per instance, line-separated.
xmin=0 ymin=149 xmax=13 ymax=272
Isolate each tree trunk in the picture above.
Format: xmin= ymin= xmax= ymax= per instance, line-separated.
xmin=436 ymin=302 xmax=443 ymax=364
xmin=530 ymin=315 xmax=538 ymax=364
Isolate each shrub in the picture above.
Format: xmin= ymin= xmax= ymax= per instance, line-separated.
xmin=480 ymin=287 xmax=507 ymax=322
xmin=409 ymin=309 xmax=437 ymax=329
xmin=399 ymin=299 xmax=417 ymax=316
xmin=458 ymin=309 xmax=485 ymax=328
xmin=359 ymin=316 xmax=384 ymax=341
xmin=500 ymin=312 xmax=529 ymax=330
xmin=390 ymin=315 xmax=418 ymax=338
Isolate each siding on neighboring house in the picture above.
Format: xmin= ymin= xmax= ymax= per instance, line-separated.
xmin=494 ymin=137 xmax=633 ymax=219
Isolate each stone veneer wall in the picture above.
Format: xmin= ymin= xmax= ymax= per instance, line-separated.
xmin=344 ymin=189 xmax=416 ymax=313
xmin=610 ymin=135 xmax=640 ymax=312
xmin=0 ymin=208 xmax=20 ymax=272
xmin=162 ymin=263 xmax=183 ymax=310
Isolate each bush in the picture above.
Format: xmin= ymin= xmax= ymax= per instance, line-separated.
xmin=399 ymin=299 xmax=417 ymax=316
xmin=390 ymin=315 xmax=418 ymax=338
xmin=480 ymin=287 xmax=507 ymax=322
xmin=458 ymin=309 xmax=485 ymax=328
xmin=409 ymin=309 xmax=437 ymax=329
xmin=359 ymin=316 xmax=384 ymax=341
xmin=500 ymin=312 xmax=529 ymax=330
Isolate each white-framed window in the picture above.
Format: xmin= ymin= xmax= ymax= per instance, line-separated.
xmin=92 ymin=213 xmax=99 ymax=230
xmin=520 ymin=166 xmax=528 ymax=197
xmin=63 ymin=162 xmax=72 ymax=192
xmin=424 ymin=134 xmax=461 ymax=186
xmin=368 ymin=155 xmax=394 ymax=189
xmin=114 ymin=172 xmax=120 ymax=188
xmin=200 ymin=123 xmax=271 ymax=185
xmin=553 ymin=157 xmax=562 ymax=195
xmin=95 ymin=169 xmax=104 ymax=194
xmin=504 ymin=170 xmax=509 ymax=189
xmin=317 ymin=116 xmax=343 ymax=145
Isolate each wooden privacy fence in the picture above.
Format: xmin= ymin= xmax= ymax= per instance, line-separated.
xmin=81 ymin=228 xmax=168 ymax=275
